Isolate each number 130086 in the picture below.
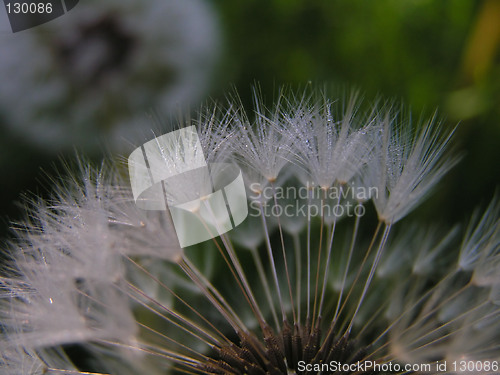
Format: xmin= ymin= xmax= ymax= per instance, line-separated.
xmin=6 ymin=2 xmax=53 ymax=14
xmin=452 ymin=360 xmax=498 ymax=373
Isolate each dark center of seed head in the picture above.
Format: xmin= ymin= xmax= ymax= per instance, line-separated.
xmin=200 ymin=321 xmax=384 ymax=375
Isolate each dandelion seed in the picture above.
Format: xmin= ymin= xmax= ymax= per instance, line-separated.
xmin=1 ymin=90 xmax=498 ymax=375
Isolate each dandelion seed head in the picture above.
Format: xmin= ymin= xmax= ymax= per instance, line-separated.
xmin=0 ymin=0 xmax=220 ymax=151
xmin=1 ymin=89 xmax=498 ymax=374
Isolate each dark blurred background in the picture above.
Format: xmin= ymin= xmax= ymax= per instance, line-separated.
xmin=1 ymin=0 xmax=499 ymax=239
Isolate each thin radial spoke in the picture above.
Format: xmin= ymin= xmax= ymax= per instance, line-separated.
xmin=345 ymin=223 xmax=392 ymax=336
xmin=259 ymin=202 xmax=287 ymax=322
xmin=250 ymin=245 xmax=280 ymax=329
xmin=271 ymin=182 xmax=297 ymax=323
xmin=333 ymin=208 xmax=361 ymax=322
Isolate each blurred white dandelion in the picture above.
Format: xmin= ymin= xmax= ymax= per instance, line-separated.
xmin=0 ymin=90 xmax=499 ymax=374
xmin=0 ymin=0 xmax=220 ymax=151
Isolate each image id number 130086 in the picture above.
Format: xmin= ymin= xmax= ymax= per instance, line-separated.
xmin=6 ymin=2 xmax=52 ymax=14
xmin=2 ymin=1 xmax=78 ymax=32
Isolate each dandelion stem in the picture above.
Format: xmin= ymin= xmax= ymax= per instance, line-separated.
xmin=345 ymin=223 xmax=392 ymax=336
xmin=259 ymin=202 xmax=287 ymax=322
xmin=318 ymin=185 xmax=342 ymax=318
xmin=195 ymin=203 xmax=268 ymax=329
xmin=311 ymin=188 xmax=326 ymax=328
xmin=333 ymin=206 xmax=362 ymax=323
xmin=318 ymin=218 xmax=336 ymax=318
xmin=306 ymin=187 xmax=313 ymax=322
xmin=369 ymin=269 xmax=463 ymax=349
xmin=271 ymin=181 xmax=297 ymax=323
xmin=219 ymin=232 xmax=268 ymax=327
xmin=293 ymin=232 xmax=302 ymax=324
xmin=179 ymin=257 xmax=244 ymax=332
xmin=331 ymin=220 xmax=382 ymax=334
xmin=126 ymin=281 xmax=222 ymax=346
xmin=124 ymin=256 xmax=231 ymax=345
xmin=250 ymin=245 xmax=281 ymax=329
